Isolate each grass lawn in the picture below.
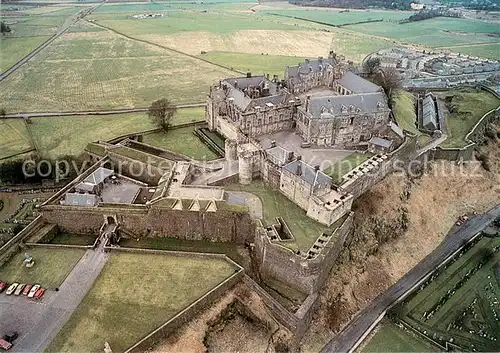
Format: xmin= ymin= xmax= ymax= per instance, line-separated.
xmin=142 ymin=127 xmax=219 ymax=161
xmin=49 ymin=233 xmax=97 ymax=246
xmin=47 ymin=252 xmax=236 ymax=353
xmin=0 ymin=119 xmax=34 ymax=159
xmin=29 ymin=114 xmax=154 ymax=158
xmin=118 ymin=237 xmax=246 ymax=266
xmin=199 ymin=51 xmax=310 ymax=78
xmin=391 ymin=90 xmax=419 ymax=136
xmin=172 ymin=106 xmax=205 ymax=125
xmin=226 ymin=181 xmax=334 ymax=251
xmin=0 ymin=247 xmax=85 ymax=289
xmin=437 ymin=88 xmax=499 ymax=148
xmin=362 ymin=320 xmax=436 ymax=352
xmin=0 ymin=36 xmax=50 ymax=73
xmin=324 ymin=152 xmax=372 ymax=184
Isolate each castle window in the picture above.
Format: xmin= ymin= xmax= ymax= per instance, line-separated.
xmin=257 ymin=119 xmax=262 ymax=125
xmin=349 ymin=117 xmax=354 ymax=125
xmin=341 ymin=105 xmax=347 ymax=114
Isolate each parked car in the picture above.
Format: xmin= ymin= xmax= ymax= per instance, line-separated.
xmin=0 ymin=282 xmax=7 ymax=293
xmin=5 ymin=283 xmax=18 ymax=295
xmin=34 ymin=288 xmax=45 ymax=300
xmin=2 ymin=332 xmax=18 ymax=343
xmin=28 ymin=285 xmax=40 ymax=298
xmin=22 ymin=284 xmax=32 ymax=296
xmin=13 ymin=284 xmax=25 ymax=296
xmin=0 ymin=338 xmax=12 ymax=351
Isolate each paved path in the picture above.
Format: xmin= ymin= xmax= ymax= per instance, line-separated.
xmin=225 ymin=191 xmax=263 ymax=219
xmin=3 ymin=103 xmax=205 ymax=119
xmin=0 ymin=2 xmax=105 ymax=82
xmin=8 ymin=232 xmax=110 ymax=352
xmin=320 ymin=204 xmax=500 ymax=353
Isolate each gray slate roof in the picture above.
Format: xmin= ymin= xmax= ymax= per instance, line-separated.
xmin=64 ymin=193 xmax=98 ymax=207
xmin=422 ymin=95 xmax=438 ymax=130
xmin=283 ymin=160 xmax=331 ymax=188
xmin=337 ymin=72 xmax=381 ymax=94
xmin=369 ymin=137 xmax=393 ymax=149
xmin=222 ymin=76 xmax=282 ymax=112
xmin=286 ymin=57 xmax=336 ymax=81
xmin=84 ymin=167 xmax=114 ymax=185
xmin=307 ymin=92 xmax=388 ymax=119
xmin=266 ymin=146 xmax=291 ymax=166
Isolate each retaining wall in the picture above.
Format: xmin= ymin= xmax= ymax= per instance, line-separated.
xmin=255 ymin=213 xmax=354 ymax=294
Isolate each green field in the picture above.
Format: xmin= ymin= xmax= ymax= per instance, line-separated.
xmin=47 ymin=252 xmax=236 ymax=353
xmin=0 ymin=29 xmax=233 ymax=112
xmin=142 ymin=126 xmax=219 ymax=161
xmin=362 ymin=320 xmax=436 ymax=352
xmin=49 ymin=233 xmax=97 ymax=245
xmin=0 ymin=36 xmax=50 ymax=73
xmin=0 ymin=119 xmax=34 ymax=159
xmin=436 ymin=88 xmax=499 ymax=148
xmin=345 ymin=17 xmax=500 ymax=47
xmin=0 ymin=247 xmax=85 ymax=289
xmin=265 ymin=9 xmax=410 ymax=26
xmin=26 ymin=107 xmax=204 ymax=159
xmin=226 ymin=181 xmax=335 ymax=251
xmin=199 ymin=51 xmax=310 ymax=78
xmin=443 ymin=43 xmax=500 ymax=60
xmin=390 ymin=235 xmax=500 ymax=351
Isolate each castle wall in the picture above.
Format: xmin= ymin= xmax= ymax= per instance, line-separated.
xmin=255 ymin=214 xmax=353 ymax=294
xmin=261 ymin=159 xmax=282 ymax=189
xmin=279 ymin=170 xmax=312 ymax=210
xmin=306 ymin=194 xmax=353 ymax=226
xmin=41 ymin=204 xmax=255 ymax=244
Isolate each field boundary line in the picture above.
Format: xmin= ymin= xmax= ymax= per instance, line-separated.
xmin=2 ymin=103 xmax=206 ymax=118
xmin=86 ymin=20 xmax=245 ymax=75
xmin=0 ymin=148 xmax=36 ymax=162
xmin=23 ymin=119 xmax=41 ymax=155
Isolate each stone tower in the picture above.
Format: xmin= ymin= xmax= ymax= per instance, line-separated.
xmin=238 ymin=151 xmax=253 ymax=185
xmin=225 ymin=139 xmax=237 ymax=161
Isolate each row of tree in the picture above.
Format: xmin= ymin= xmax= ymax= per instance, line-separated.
xmin=401 ymin=8 xmax=461 ymax=23
xmin=288 ymin=0 xmax=412 ymax=10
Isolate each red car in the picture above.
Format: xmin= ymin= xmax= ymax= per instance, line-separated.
xmin=22 ymin=284 xmax=32 ymax=296
xmin=0 ymin=282 xmax=7 ymax=293
xmin=34 ymin=288 xmax=45 ymax=300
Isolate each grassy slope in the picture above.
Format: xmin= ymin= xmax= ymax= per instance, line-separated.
xmin=0 ymin=119 xmax=34 ymax=159
xmin=392 ymin=90 xmax=419 ymax=136
xmin=226 ymin=181 xmax=333 ymax=251
xmin=437 ymin=88 xmax=499 ymax=148
xmin=0 ymin=247 xmax=85 ymax=289
xmin=47 ymin=253 xmax=235 ymax=353
xmin=199 ymin=51 xmax=310 ymax=78
xmin=443 ymin=43 xmax=500 ymax=60
xmin=142 ymin=126 xmax=219 ymax=161
xmin=362 ymin=320 xmax=436 ymax=352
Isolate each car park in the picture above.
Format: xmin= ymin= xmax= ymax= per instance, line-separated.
xmin=22 ymin=284 xmax=32 ymax=296
xmin=5 ymin=283 xmax=18 ymax=295
xmin=28 ymin=284 xmax=40 ymax=298
xmin=0 ymin=282 xmax=7 ymax=293
xmin=34 ymin=288 xmax=45 ymax=300
xmin=13 ymin=284 xmax=25 ymax=296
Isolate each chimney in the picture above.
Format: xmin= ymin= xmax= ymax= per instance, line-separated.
xmin=305 ymin=59 xmax=310 ymax=64
xmin=296 ymin=154 xmax=302 ymax=161
xmin=270 ymin=140 xmax=276 ymax=148
xmin=266 ymin=73 xmax=270 ymax=80
xmin=296 ymin=162 xmax=302 ymax=176
xmin=318 ymin=56 xmax=323 ymax=62
xmin=234 ymin=80 xmax=238 ymax=88
xmin=314 ymin=165 xmax=320 ymax=171
xmin=246 ymin=72 xmax=252 ymax=78
xmin=305 ymin=95 xmax=311 ymax=112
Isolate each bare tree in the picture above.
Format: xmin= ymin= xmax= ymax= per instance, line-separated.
xmin=363 ymin=57 xmax=381 ymax=75
xmin=372 ymin=67 xmax=402 ymax=97
xmin=148 ymin=98 xmax=177 ymax=132
xmin=0 ymin=108 xmax=5 ymax=118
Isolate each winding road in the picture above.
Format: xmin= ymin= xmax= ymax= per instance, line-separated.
xmin=320 ymin=204 xmax=500 ymax=353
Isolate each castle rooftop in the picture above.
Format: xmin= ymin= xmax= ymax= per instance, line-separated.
xmin=337 ymin=71 xmax=381 ymax=94
xmin=307 ymin=92 xmax=388 ymax=119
